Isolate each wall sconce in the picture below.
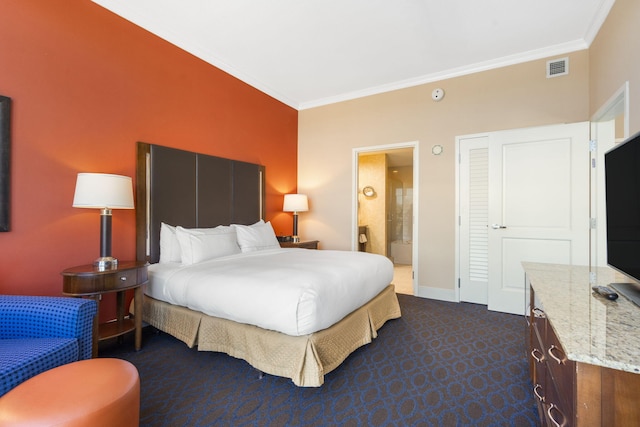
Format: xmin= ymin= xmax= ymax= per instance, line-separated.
xmin=362 ymin=186 xmax=376 ymax=197
xmin=283 ymin=194 xmax=308 ymax=243
xmin=73 ymin=173 xmax=134 ymax=270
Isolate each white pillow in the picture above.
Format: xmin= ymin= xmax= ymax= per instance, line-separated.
xmin=159 ymin=223 xmax=181 ymax=263
xmin=231 ymin=219 xmax=264 ymax=228
xmin=176 ymin=226 xmax=241 ymax=264
xmin=233 ymin=221 xmax=280 ymax=253
xmin=160 ymin=223 xmax=238 ymax=264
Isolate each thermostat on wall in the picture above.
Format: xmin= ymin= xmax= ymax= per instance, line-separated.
xmin=432 ymin=145 xmax=443 ymax=155
xmin=431 ymin=88 xmax=445 ymax=101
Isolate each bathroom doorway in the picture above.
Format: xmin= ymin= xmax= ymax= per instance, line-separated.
xmin=354 ymin=143 xmax=417 ymax=295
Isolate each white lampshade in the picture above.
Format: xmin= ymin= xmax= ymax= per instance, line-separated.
xmin=283 ymin=194 xmax=308 ymax=213
xmin=73 ymin=173 xmax=134 ymax=209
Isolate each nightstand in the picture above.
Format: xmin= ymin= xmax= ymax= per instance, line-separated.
xmin=61 ymin=261 xmax=148 ymax=357
xmin=280 ymin=240 xmax=319 ymax=249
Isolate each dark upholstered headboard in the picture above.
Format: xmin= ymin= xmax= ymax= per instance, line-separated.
xmin=136 ymin=142 xmax=265 ymax=263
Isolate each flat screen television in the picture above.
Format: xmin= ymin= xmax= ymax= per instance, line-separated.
xmin=605 ymin=130 xmax=640 ymax=307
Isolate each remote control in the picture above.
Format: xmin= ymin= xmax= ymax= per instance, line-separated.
xmin=592 ymin=285 xmax=619 ymax=300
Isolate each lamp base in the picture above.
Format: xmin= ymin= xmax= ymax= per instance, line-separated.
xmin=94 ymin=256 xmax=118 ymax=271
xmin=292 ymin=235 xmax=300 ymax=243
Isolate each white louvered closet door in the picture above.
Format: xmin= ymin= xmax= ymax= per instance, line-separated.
xmin=459 ymin=136 xmax=489 ymax=304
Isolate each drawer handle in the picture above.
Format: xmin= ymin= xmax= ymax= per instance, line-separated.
xmin=120 ymin=276 xmax=127 ymax=281
xmin=533 ymin=384 xmax=545 ymax=402
xmin=547 ymin=403 xmax=567 ymax=427
xmin=548 ymin=345 xmax=566 ymax=365
xmin=531 ymin=348 xmax=545 ymax=363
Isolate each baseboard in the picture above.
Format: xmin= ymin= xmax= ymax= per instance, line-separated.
xmin=415 ymin=285 xmax=457 ymax=302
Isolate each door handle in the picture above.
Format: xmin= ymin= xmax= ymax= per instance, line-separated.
xmin=491 ymin=224 xmax=507 ymax=229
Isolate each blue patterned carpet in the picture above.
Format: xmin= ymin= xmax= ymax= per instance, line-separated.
xmin=102 ymin=294 xmax=538 ymax=426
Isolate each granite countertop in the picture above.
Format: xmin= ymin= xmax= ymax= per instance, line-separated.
xmin=523 ymin=262 xmax=640 ymax=374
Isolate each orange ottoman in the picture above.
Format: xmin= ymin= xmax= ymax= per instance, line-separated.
xmin=0 ymin=358 xmax=139 ymax=427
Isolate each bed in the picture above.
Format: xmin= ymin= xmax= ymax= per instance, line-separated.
xmin=135 ymin=142 xmax=401 ymax=386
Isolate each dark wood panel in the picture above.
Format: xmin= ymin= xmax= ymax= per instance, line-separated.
xmin=232 ymin=160 xmax=261 ymax=225
xmin=197 ymin=154 xmax=232 ymax=227
xmin=603 ymin=366 xmax=640 ymax=426
xmin=575 ymin=363 xmax=601 ymax=427
xmin=136 ymin=142 xmax=265 ymax=263
xmin=0 ymin=96 xmax=11 ymax=232
xmin=136 ymin=143 xmax=151 ymax=262
xmin=149 ymin=145 xmax=197 ymax=263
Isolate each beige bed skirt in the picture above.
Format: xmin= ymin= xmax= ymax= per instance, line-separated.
xmin=142 ymin=284 xmax=401 ymax=387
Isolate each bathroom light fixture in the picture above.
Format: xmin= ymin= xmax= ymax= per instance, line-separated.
xmin=283 ymin=194 xmax=308 ymax=243
xmin=73 ymin=173 xmax=134 ymax=270
xmin=363 ymin=186 xmax=376 ymax=197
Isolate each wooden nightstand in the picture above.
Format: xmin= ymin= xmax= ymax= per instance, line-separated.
xmin=62 ymin=261 xmax=148 ymax=357
xmin=280 ymin=240 xmax=319 ymax=249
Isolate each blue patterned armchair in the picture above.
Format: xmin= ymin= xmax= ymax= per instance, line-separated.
xmin=0 ymin=295 xmax=97 ymax=396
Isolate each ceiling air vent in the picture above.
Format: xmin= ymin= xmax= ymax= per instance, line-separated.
xmin=547 ymin=57 xmax=569 ymax=78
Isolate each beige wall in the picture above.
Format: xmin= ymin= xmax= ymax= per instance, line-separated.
xmin=589 ymin=0 xmax=640 ymax=135
xmin=299 ymin=51 xmax=589 ymax=297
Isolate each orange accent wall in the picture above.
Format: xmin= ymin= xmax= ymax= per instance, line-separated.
xmin=0 ymin=1 xmax=298 ymax=303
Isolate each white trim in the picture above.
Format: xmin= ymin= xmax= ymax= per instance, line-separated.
xmin=583 ymin=0 xmax=617 ymax=46
xmin=415 ymin=285 xmax=457 ymax=303
xmin=455 ymin=138 xmax=460 ymax=303
xmin=590 ymin=81 xmax=630 ymax=268
xmin=301 ymin=41 xmax=588 ymax=110
xmin=352 ymin=141 xmax=419 ymax=294
xmin=591 ymin=81 xmax=630 ymax=140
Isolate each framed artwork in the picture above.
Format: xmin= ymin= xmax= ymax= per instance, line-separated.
xmin=0 ymin=95 xmax=11 ymax=232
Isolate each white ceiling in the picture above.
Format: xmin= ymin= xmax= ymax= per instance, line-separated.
xmin=92 ymin=0 xmax=615 ymax=110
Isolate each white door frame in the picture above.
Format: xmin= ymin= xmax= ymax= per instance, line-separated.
xmin=591 ymin=81 xmax=629 ymax=142
xmin=590 ymin=81 xmax=630 ymax=268
xmin=352 ymin=141 xmax=419 ymax=293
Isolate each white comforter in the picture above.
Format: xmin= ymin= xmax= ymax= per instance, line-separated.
xmin=146 ymin=248 xmax=394 ymax=336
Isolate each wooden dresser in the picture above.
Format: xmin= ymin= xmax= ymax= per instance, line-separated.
xmin=524 ymin=263 xmax=640 ymax=426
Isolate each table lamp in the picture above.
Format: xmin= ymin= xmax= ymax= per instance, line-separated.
xmin=73 ymin=173 xmax=134 ymax=270
xmin=283 ymin=194 xmax=308 ymax=243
